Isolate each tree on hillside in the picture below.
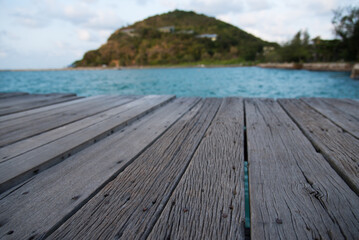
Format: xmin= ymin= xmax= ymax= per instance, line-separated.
xmin=332 ymin=6 xmax=359 ymax=61
xmin=279 ymin=30 xmax=311 ymax=62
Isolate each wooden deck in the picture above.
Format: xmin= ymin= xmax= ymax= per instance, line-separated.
xmin=0 ymin=93 xmax=358 ymax=239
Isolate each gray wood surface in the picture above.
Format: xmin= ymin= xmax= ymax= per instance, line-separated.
xmin=279 ymin=99 xmax=359 ymax=195
xmin=0 ymin=95 xmax=103 ymax=123
xmin=148 ymin=98 xmax=245 ymax=240
xmin=1 ymin=93 xmax=358 ymax=240
xmin=0 ymin=98 xmax=198 ymax=240
xmin=0 ymin=93 xmax=73 ymax=106
xmin=0 ymin=94 xmax=80 ymax=116
xmin=0 ymin=95 xmax=136 ymax=147
xmin=0 ymin=95 xmax=174 ymax=193
xmin=0 ymin=93 xmax=75 ymax=109
xmin=246 ymin=98 xmax=359 ymax=239
xmin=303 ymin=98 xmax=359 ymax=138
xmin=0 ymin=92 xmax=28 ymax=99
xmin=49 ymin=99 xmax=221 ymax=240
xmin=0 ymin=97 xmax=138 ymax=162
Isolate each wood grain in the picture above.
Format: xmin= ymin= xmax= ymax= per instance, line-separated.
xmin=0 ymin=97 xmax=139 ymax=162
xmin=0 ymin=94 xmax=80 ymax=116
xmin=0 ymin=95 xmax=173 ymax=193
xmin=0 ymin=98 xmax=198 ymax=240
xmin=0 ymin=95 xmax=135 ymax=146
xmin=246 ymin=98 xmax=359 ymax=240
xmin=0 ymin=95 xmax=103 ymax=123
xmin=148 ymin=97 xmax=245 ymax=240
xmin=303 ymin=98 xmax=359 ymax=138
xmin=49 ymin=99 xmax=221 ymax=240
xmin=279 ymin=99 xmax=359 ymax=195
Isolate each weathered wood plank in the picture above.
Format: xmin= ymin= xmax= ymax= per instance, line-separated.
xmin=0 ymin=94 xmax=81 ymax=116
xmin=0 ymin=95 xmax=110 ymax=125
xmin=49 ymin=99 xmax=221 ymax=240
xmin=303 ymin=98 xmax=359 ymax=138
xmin=0 ymin=92 xmax=28 ymax=99
xmin=0 ymin=95 xmax=104 ymax=123
xmin=279 ymin=99 xmax=359 ymax=195
xmin=246 ymin=98 xmax=359 ymax=240
xmin=0 ymin=95 xmax=174 ymax=193
xmin=148 ymin=98 xmax=245 ymax=240
xmin=0 ymin=98 xmax=199 ymax=240
xmin=0 ymin=95 xmax=136 ymax=147
xmin=0 ymin=98 xmax=138 ymax=162
xmin=0 ymin=93 xmax=75 ymax=109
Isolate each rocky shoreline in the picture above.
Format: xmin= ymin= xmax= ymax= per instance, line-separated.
xmin=258 ymin=62 xmax=359 ymax=79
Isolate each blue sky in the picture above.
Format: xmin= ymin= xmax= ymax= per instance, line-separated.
xmin=0 ymin=0 xmax=357 ymax=69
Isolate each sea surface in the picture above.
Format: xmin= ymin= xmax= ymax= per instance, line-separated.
xmin=1 ymin=67 xmax=358 ymax=98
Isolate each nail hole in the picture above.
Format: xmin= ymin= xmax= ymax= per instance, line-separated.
xmin=72 ymin=195 xmax=80 ymax=200
xmin=7 ymin=230 xmax=14 ymax=235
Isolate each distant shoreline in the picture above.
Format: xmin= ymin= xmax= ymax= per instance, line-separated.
xmin=0 ymin=64 xmax=249 ymax=72
xmin=0 ymin=63 xmax=356 ymax=76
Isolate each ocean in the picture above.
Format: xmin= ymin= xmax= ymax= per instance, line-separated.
xmin=1 ymin=67 xmax=358 ymax=98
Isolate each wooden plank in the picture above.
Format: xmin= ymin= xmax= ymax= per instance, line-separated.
xmin=246 ymin=98 xmax=359 ymax=239
xmin=0 ymin=96 xmax=122 ymax=128
xmin=0 ymin=95 xmax=105 ymax=123
xmin=0 ymin=95 xmax=81 ymax=116
xmin=303 ymin=98 xmax=359 ymax=138
xmin=0 ymin=95 xmax=174 ymax=193
xmin=0 ymin=95 xmax=136 ymax=147
xmin=0 ymin=98 xmax=199 ymax=240
xmin=148 ymin=98 xmax=245 ymax=240
xmin=279 ymin=99 xmax=359 ymax=195
xmin=48 ymin=99 xmax=221 ymax=240
xmin=0 ymin=92 xmax=28 ymax=99
xmin=0 ymin=97 xmax=138 ymax=162
xmin=0 ymin=93 xmax=75 ymax=109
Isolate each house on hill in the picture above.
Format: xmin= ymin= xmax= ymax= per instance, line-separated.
xmin=121 ymin=28 xmax=137 ymax=37
xmin=196 ymin=34 xmax=218 ymax=41
xmin=158 ymin=26 xmax=175 ymax=33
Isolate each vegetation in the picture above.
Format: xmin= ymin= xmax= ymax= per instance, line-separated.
xmin=74 ymin=8 xmax=359 ymax=67
xmin=262 ymin=6 xmax=359 ymax=63
xmin=74 ymin=10 xmax=277 ymax=67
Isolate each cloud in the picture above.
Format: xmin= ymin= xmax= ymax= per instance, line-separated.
xmin=77 ymin=29 xmax=91 ymax=41
xmin=11 ymin=0 xmax=125 ymax=31
xmin=214 ymin=0 xmax=341 ymax=42
xmin=0 ymin=50 xmax=7 ymax=58
xmin=12 ymin=8 xmax=48 ymax=28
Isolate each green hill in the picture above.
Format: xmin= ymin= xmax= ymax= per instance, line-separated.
xmin=74 ymin=10 xmax=278 ymax=67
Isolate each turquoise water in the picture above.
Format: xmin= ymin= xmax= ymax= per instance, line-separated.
xmin=0 ymin=67 xmax=358 ymax=98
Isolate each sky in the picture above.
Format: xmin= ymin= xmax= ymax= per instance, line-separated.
xmin=0 ymin=0 xmax=357 ymax=69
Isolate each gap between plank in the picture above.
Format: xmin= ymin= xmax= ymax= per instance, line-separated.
xmin=301 ymin=99 xmax=359 ymax=140
xmin=243 ymin=99 xmax=250 ymax=240
xmin=277 ymin=100 xmax=359 ymax=196
xmin=43 ymin=99 xmax=202 ymax=239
